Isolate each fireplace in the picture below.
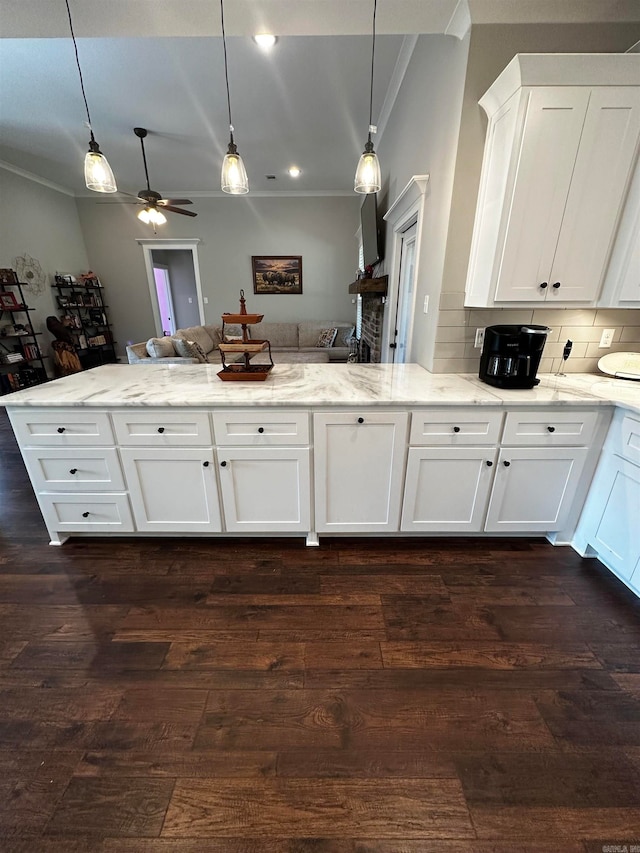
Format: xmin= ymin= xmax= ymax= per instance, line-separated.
xmin=359 ymin=294 xmax=384 ymax=363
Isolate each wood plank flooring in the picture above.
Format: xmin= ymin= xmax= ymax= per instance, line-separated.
xmin=1 ymin=408 xmax=640 ymax=850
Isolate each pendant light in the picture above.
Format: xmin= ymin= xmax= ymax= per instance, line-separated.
xmin=220 ymin=0 xmax=249 ymax=194
xmin=354 ymin=0 xmax=381 ymax=194
xmin=64 ymin=0 xmax=117 ymax=193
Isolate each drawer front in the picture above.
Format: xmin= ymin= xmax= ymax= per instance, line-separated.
xmin=620 ymin=414 xmax=640 ymax=465
xmin=22 ymin=447 xmax=125 ymax=493
xmin=212 ymin=410 xmax=309 ymax=445
xmin=112 ymin=411 xmax=212 ymax=446
xmin=409 ymin=409 xmax=503 ymax=445
xmin=501 ymin=410 xmax=599 ymax=446
xmin=38 ymin=493 xmax=134 ymax=532
xmin=8 ymin=410 xmax=113 ymax=446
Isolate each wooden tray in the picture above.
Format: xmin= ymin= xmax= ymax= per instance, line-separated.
xmin=221 ymin=313 xmax=264 ymax=325
xmin=217 ymin=364 xmax=273 ymax=381
xmin=219 ymin=340 xmax=268 ymax=354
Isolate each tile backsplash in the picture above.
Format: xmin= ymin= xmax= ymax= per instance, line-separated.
xmin=434 ymin=294 xmax=640 ymax=375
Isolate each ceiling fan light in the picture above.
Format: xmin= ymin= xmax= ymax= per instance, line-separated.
xmin=84 ymin=144 xmax=117 ymax=193
xmin=152 ymin=209 xmax=167 ymax=225
xmin=253 ymin=33 xmax=277 ymax=50
xmin=222 ymin=145 xmax=249 ymax=195
xmin=137 ymin=207 xmax=151 ymax=224
xmin=354 ymin=144 xmax=381 ymax=194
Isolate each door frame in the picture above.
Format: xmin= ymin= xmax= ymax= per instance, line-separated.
xmin=382 ymin=175 xmax=429 ymax=362
xmin=392 ymin=221 xmax=418 ymax=363
xmin=151 ymin=263 xmax=176 ymax=335
xmin=136 ymin=238 xmax=205 ymax=337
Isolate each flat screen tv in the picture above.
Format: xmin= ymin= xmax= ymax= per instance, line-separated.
xmin=361 ymin=192 xmax=382 ymax=268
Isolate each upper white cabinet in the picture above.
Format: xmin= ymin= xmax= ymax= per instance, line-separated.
xmin=465 ymin=54 xmax=640 ymax=308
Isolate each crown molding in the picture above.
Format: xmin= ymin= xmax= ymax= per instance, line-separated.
xmin=445 ymin=0 xmax=471 ymax=39
xmin=0 ymin=160 xmax=75 ymax=197
xmin=376 ymin=34 xmax=419 ymax=144
xmin=77 ymin=188 xmax=358 ymax=200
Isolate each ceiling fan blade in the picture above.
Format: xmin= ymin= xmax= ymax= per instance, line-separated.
xmin=96 ymin=200 xmax=142 ymax=205
xmin=158 ymin=198 xmax=193 ymax=206
xmin=163 ymin=205 xmax=198 ymax=217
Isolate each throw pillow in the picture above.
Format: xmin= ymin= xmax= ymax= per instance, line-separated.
xmin=173 ymin=338 xmax=207 ymax=363
xmin=336 ymin=326 xmax=356 ymax=347
xmin=146 ymin=337 xmax=176 ymax=359
xmin=220 ymin=324 xmax=247 ymax=343
xmin=316 ymin=328 xmax=338 ymax=348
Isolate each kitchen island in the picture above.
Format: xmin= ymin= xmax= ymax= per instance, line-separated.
xmin=1 ymin=363 xmax=638 ymax=598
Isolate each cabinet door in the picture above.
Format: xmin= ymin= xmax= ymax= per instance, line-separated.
xmin=314 ymin=412 xmax=408 ymax=533
xmin=549 ymin=87 xmax=640 ymax=302
xmin=485 ymin=447 xmax=589 ymax=532
xmin=120 ymin=447 xmax=221 ymax=532
xmin=586 ymin=454 xmax=640 ymax=584
xmin=401 ymin=447 xmax=497 ymax=532
xmin=495 ymin=88 xmax=590 ymax=302
xmin=217 ymin=448 xmax=310 ymax=532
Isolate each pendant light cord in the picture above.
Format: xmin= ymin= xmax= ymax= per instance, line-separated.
xmin=220 ymin=0 xmax=234 ymax=136
xmin=64 ymin=0 xmax=94 ymax=137
xmin=368 ymin=0 xmax=377 ymax=136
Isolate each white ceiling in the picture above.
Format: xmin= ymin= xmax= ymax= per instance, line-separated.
xmin=1 ymin=0 xmax=639 ymax=197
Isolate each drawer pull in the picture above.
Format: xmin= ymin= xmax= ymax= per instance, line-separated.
xmin=69 ymin=468 xmax=78 ymax=475
xmin=57 ymin=427 xmax=66 ymax=433
xmin=453 ymin=426 xmax=460 ymax=433
xmin=486 ymin=460 xmax=493 ymax=467
xmin=539 ymin=282 xmax=548 ymax=289
xmin=547 ymin=426 xmax=556 ymax=433
xmin=552 ymin=282 xmax=561 ymax=289
xmin=203 ymin=460 xmax=210 ymax=467
xmin=157 ymin=427 xmax=165 ymax=434
xmin=258 ymin=427 xmax=265 ymax=433
xmin=503 ymin=460 xmax=511 ymax=467
xmin=81 ymin=511 xmax=90 ymax=518
xmin=357 ymin=417 xmax=364 ymax=424
xmin=220 ymin=460 xmax=227 ymax=467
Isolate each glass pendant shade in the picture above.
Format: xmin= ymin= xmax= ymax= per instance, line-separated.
xmin=84 ymin=147 xmax=117 ymax=193
xmin=221 ymin=144 xmax=249 ymax=195
xmin=354 ymin=142 xmax=381 ymax=194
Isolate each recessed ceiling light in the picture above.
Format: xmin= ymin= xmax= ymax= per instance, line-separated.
xmin=288 ymin=167 xmax=301 ymax=178
xmin=253 ymin=33 xmax=277 ymax=50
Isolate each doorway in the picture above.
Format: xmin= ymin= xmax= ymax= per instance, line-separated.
xmin=392 ymin=222 xmax=417 ymax=363
xmin=138 ymin=239 xmax=205 ymax=337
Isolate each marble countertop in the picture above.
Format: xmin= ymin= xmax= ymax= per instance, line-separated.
xmin=1 ymin=363 xmax=639 ymax=412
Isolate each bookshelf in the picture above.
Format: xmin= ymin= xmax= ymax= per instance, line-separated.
xmin=53 ymin=275 xmax=117 ymax=369
xmin=0 ymin=280 xmax=48 ymax=395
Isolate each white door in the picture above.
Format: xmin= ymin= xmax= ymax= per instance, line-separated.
xmin=485 ymin=447 xmax=588 ymax=532
xmin=217 ymin=447 xmax=311 ymax=532
xmin=495 ymin=88 xmax=590 ymax=302
xmin=401 ymin=447 xmax=498 ymax=532
xmin=152 ymin=264 xmax=176 ymax=335
xmin=120 ymin=447 xmax=222 ymax=532
xmin=391 ymin=223 xmax=417 ymax=363
xmin=314 ymin=412 xmax=408 ymax=533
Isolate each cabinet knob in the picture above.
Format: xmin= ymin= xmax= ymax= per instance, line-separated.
xmin=157 ymin=427 xmax=165 ymax=433
xmin=547 ymin=425 xmax=556 ymax=433
xmin=69 ymin=468 xmax=78 ymax=475
xmin=357 ymin=417 xmax=364 ymax=424
xmin=220 ymin=460 xmax=227 ymax=467
xmin=57 ymin=427 xmax=66 ymax=433
xmin=453 ymin=426 xmax=461 ymax=433
xmin=258 ymin=427 xmax=264 ymax=434
xmin=486 ymin=460 xmax=493 ymax=467
xmin=503 ymin=460 xmax=511 ymax=467
xmin=552 ymin=282 xmax=561 ymax=289
xmin=203 ymin=460 xmax=210 ymax=467
xmin=82 ymin=511 xmax=90 ymax=518
xmin=539 ymin=282 xmax=548 ymax=289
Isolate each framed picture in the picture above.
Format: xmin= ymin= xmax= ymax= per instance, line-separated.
xmin=0 ymin=291 xmax=20 ymax=310
xmin=252 ymin=256 xmax=303 ymax=295
xmin=0 ymin=269 xmax=18 ymax=285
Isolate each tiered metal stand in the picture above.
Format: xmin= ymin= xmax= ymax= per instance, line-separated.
xmin=217 ymin=290 xmax=274 ymax=381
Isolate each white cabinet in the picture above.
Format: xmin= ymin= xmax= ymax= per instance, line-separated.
xmin=314 ymin=411 xmax=408 ymax=533
xmin=599 ymin=149 xmax=640 ymax=306
xmin=465 ymin=54 xmax=640 ymax=307
xmin=38 ymin=493 xmax=134 ymax=534
xmin=120 ymin=447 xmax=221 ymax=533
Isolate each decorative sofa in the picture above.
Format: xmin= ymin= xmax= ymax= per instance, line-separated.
xmin=126 ymin=321 xmax=355 ymax=365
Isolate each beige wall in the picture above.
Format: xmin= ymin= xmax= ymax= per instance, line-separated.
xmin=0 ymin=167 xmax=90 ymax=365
xmin=75 ymin=195 xmax=359 ymax=355
xmin=436 ymin=22 xmax=640 ymax=375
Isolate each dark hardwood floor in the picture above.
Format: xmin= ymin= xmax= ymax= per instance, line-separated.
xmin=0 ymin=408 xmax=639 ymax=851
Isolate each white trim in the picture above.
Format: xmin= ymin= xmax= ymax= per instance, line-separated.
xmin=445 ymin=0 xmax=471 ymax=39
xmin=376 ymin=35 xmax=419 ymax=143
xmin=383 ymin=174 xmax=429 ymax=225
xmin=0 ymin=159 xmax=74 ymax=196
xmin=136 ymin=239 xmax=205 ymax=335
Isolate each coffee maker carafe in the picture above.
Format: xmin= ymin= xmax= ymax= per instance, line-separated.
xmin=479 ymin=324 xmax=550 ymax=389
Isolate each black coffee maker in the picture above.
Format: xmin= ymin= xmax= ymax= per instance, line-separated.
xmin=479 ymin=324 xmax=550 ymax=389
